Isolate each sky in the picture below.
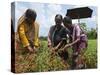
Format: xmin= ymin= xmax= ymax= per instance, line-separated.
xmin=11 ymin=2 xmax=97 ymax=37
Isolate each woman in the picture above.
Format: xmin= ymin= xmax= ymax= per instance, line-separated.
xmin=17 ymin=9 xmax=40 ymax=53
xmin=63 ymin=16 xmax=88 ymax=69
xmin=48 ymin=14 xmax=70 ymax=69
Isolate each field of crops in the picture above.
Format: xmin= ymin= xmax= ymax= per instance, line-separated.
xmin=15 ymin=39 xmax=97 ymax=73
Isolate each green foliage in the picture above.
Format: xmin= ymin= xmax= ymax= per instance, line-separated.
xmin=84 ymin=40 xmax=97 ymax=68
xmin=15 ymin=40 xmax=97 ymax=73
xmin=80 ymin=23 xmax=97 ymax=39
xmin=87 ymin=28 xmax=97 ymax=39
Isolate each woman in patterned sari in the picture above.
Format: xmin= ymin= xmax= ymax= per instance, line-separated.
xmin=63 ymin=16 xmax=88 ymax=69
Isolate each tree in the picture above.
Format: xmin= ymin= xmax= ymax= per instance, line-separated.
xmin=80 ymin=23 xmax=88 ymax=33
xmin=80 ymin=23 xmax=97 ymax=39
xmin=87 ymin=28 xmax=97 ymax=39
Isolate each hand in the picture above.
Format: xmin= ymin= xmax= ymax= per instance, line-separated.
xmin=65 ymin=44 xmax=72 ymax=48
xmin=50 ymin=47 xmax=57 ymax=55
xmin=52 ymin=47 xmax=56 ymax=51
xmin=33 ymin=46 xmax=38 ymax=53
xmin=27 ymin=46 xmax=34 ymax=53
xmin=48 ymin=43 xmax=52 ymax=48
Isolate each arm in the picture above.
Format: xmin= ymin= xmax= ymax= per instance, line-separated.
xmin=63 ymin=25 xmax=81 ymax=49
xmin=64 ymin=37 xmax=80 ymax=48
xmin=18 ymin=24 xmax=33 ymax=52
xmin=48 ymin=26 xmax=62 ymax=49
xmin=47 ymin=29 xmax=52 ymax=48
xmin=18 ymin=24 xmax=30 ymax=47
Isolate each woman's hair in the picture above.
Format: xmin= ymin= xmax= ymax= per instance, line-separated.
xmin=25 ymin=9 xmax=37 ymax=22
xmin=63 ymin=16 xmax=72 ymax=24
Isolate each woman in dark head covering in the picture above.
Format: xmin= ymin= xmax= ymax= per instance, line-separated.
xmin=25 ymin=9 xmax=37 ymax=25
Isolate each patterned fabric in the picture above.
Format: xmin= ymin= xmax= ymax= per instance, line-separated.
xmin=72 ymin=24 xmax=88 ymax=53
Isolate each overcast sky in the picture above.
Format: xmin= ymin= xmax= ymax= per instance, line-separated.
xmin=12 ymin=2 xmax=97 ymax=36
